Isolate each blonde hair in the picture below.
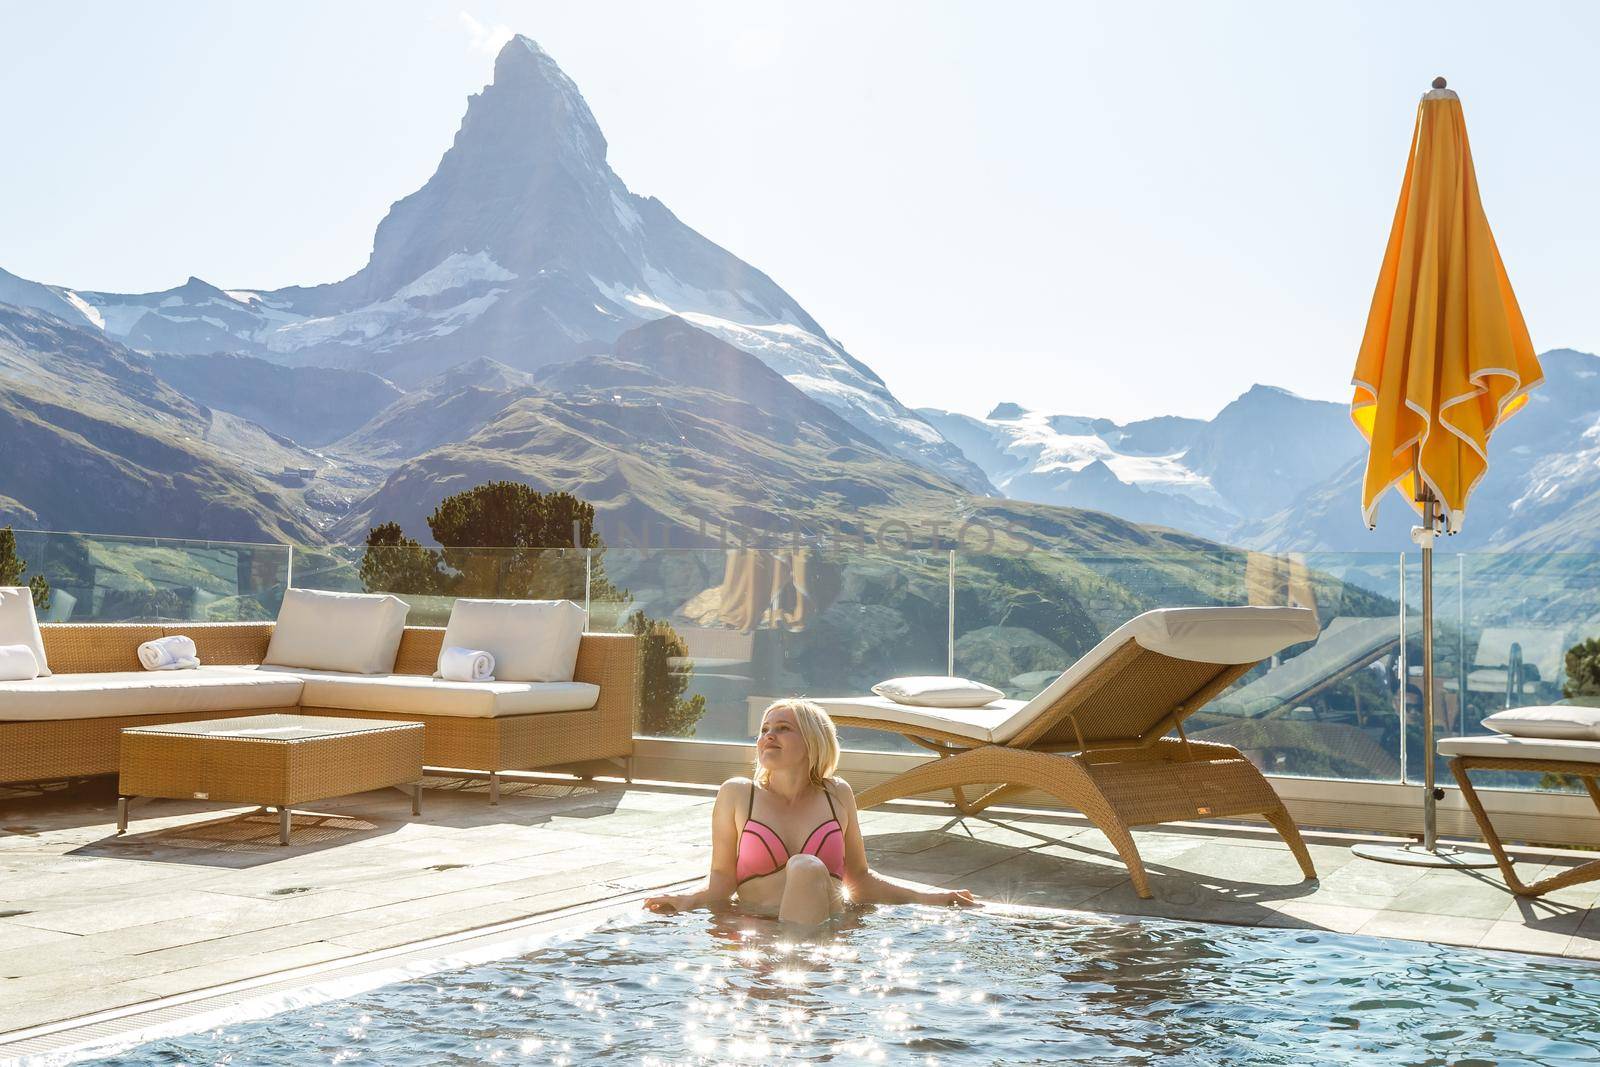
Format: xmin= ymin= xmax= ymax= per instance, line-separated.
xmin=753 ymin=698 xmax=840 ymax=788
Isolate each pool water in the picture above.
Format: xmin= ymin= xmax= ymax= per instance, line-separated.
xmin=97 ymin=908 xmax=1600 ymax=1065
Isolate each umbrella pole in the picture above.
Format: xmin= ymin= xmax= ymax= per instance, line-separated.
xmin=1351 ymin=487 xmax=1495 ymax=868
xmin=1421 ymin=493 xmax=1439 ymax=851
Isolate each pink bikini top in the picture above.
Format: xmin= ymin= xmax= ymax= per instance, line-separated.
xmin=735 ymin=781 xmax=846 ymax=884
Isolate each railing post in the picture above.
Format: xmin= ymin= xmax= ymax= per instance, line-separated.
xmin=1458 ymin=552 xmax=1468 ymax=727
xmin=1397 ymin=551 xmax=1407 ymax=786
xmin=947 ymin=548 xmax=955 ymax=677
xmin=584 ymin=547 xmax=593 ymax=618
xmin=285 ymin=543 xmax=294 ymax=590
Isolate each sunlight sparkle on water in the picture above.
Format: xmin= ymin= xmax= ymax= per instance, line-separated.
xmin=106 ymin=910 xmax=1600 ymax=1066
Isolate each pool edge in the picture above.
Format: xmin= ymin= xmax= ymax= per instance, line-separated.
xmin=0 ymin=880 xmax=697 ymax=1066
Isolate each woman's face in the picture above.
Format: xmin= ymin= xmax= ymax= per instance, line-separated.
xmin=756 ymin=707 xmax=808 ymax=773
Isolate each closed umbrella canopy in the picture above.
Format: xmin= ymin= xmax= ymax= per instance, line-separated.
xmin=1349 ymin=79 xmax=1544 ymax=868
xmin=1351 ymin=84 xmax=1543 ymax=532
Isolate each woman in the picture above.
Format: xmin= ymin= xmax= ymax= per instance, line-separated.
xmin=644 ymin=698 xmax=976 ymax=923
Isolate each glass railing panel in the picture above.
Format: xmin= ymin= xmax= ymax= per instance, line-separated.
xmin=10 ymin=530 xmax=289 ymax=622
xmin=599 ymin=546 xmax=949 ymax=749
xmin=1446 ymin=551 xmax=1600 ymax=792
xmin=290 ymin=544 xmax=586 ymax=627
xmin=956 ymin=549 xmax=1407 ymax=783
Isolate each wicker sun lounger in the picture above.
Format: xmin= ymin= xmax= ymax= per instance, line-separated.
xmin=1439 ymin=733 xmax=1600 ymax=896
xmin=818 ymin=606 xmax=1322 ymax=899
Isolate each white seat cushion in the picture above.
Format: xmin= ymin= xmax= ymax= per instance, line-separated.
xmin=438 ymin=599 xmax=587 ymax=683
xmin=255 ymin=667 xmax=599 ymax=718
xmin=872 ymin=677 xmax=1005 ymax=709
xmin=813 ymin=696 xmax=1029 ymax=744
xmin=1483 ymin=705 xmax=1600 ymax=741
xmin=0 ymin=667 xmax=304 ymax=722
xmin=1438 ymin=734 xmax=1600 ymax=764
xmin=264 ymin=588 xmax=409 ymax=675
xmin=0 ymin=587 xmax=50 ymax=677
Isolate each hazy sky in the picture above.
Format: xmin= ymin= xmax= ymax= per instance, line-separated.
xmin=2 ymin=2 xmax=1595 ymax=423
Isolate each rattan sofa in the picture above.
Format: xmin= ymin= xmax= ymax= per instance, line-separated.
xmin=2 ymin=621 xmax=637 ymax=801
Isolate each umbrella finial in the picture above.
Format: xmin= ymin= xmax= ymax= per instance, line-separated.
xmin=1432 ymin=76 xmax=1447 ymax=89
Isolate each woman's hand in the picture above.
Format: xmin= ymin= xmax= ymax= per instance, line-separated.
xmin=918 ymin=888 xmax=978 ymax=908
xmin=643 ymin=893 xmax=698 ymax=914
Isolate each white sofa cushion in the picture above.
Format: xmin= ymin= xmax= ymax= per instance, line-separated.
xmin=1483 ymin=705 xmax=1600 ymax=741
xmin=0 ymin=587 xmax=50 ymax=677
xmin=0 ymin=667 xmax=304 ymax=722
xmin=1438 ymin=734 xmax=1600 ymax=764
xmin=257 ymin=666 xmax=599 ymax=718
xmin=264 ymin=589 xmax=408 ymax=675
xmin=438 ymin=599 xmax=587 ymax=683
xmin=0 ymin=643 xmax=40 ymax=681
xmin=872 ymin=676 xmax=1004 ymax=709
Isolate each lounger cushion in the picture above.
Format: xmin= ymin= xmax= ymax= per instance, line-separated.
xmin=828 ymin=606 xmax=1319 ymax=746
xmin=0 ymin=667 xmax=303 ymax=722
xmin=1120 ymin=606 xmax=1321 ymax=664
xmin=872 ymin=676 xmax=1005 ymax=709
xmin=1482 ymin=706 xmax=1600 ymax=741
xmin=0 ymin=587 xmax=50 ymax=677
xmin=264 ymin=589 xmax=408 ymax=675
xmin=814 ymin=696 xmax=1029 ymax=744
xmin=255 ymin=667 xmax=599 ymax=718
xmin=438 ymin=599 xmax=587 ymax=683
xmin=1438 ymin=734 xmax=1600 ymax=764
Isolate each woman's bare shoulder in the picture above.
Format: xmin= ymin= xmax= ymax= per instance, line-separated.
xmin=824 ymin=777 xmax=857 ymax=803
xmin=717 ymin=776 xmax=754 ymax=798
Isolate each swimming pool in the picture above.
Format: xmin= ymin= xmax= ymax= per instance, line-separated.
xmin=79 ymin=907 xmax=1600 ymax=1065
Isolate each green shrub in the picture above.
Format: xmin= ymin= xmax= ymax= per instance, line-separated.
xmin=0 ymin=525 xmax=49 ymax=611
xmin=628 ymin=609 xmax=706 ymax=738
xmin=1564 ymin=637 xmax=1600 ymax=700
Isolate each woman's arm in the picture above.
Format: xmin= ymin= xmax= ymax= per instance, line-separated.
xmin=644 ymin=779 xmax=742 ymax=913
xmin=835 ymin=780 xmax=977 ymax=907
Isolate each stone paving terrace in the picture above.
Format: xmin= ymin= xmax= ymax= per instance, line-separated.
xmin=3 ymin=775 xmax=1599 ymax=1040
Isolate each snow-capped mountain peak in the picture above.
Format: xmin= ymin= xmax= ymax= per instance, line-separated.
xmin=1 ymin=36 xmax=991 ymax=493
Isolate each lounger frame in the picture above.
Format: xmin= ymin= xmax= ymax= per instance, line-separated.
xmin=831 ymin=639 xmax=1316 ymax=899
xmin=1448 ymin=753 xmax=1600 ymax=896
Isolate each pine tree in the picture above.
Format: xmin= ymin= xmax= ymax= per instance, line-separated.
xmin=359 ymin=522 xmax=447 ymax=595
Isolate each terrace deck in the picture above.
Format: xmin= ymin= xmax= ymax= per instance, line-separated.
xmin=2 ymin=775 xmax=1598 ymax=1040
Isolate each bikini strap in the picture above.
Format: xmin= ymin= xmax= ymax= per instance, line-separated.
xmin=822 ymin=781 xmax=839 ymax=825
xmin=747 ymin=779 xmax=757 ymax=821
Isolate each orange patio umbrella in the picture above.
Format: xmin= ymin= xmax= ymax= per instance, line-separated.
xmin=1349 ymin=77 xmax=1543 ymax=866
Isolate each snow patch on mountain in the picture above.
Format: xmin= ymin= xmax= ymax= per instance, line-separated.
xmin=61 ymin=290 xmax=104 ymax=330
xmin=987 ymin=409 xmax=1224 ymax=504
xmin=394 ymin=252 xmax=516 ymax=300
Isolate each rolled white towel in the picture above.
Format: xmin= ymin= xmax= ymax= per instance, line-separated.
xmin=439 ymin=646 xmax=495 ymax=682
xmin=138 ymin=635 xmax=200 ymax=671
xmin=0 ymin=643 xmax=39 ymax=681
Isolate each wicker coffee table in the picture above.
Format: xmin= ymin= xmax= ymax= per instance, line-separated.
xmin=117 ymin=714 xmax=425 ymax=845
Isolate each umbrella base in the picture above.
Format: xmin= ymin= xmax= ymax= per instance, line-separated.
xmin=1350 ymin=841 xmax=1498 ymax=869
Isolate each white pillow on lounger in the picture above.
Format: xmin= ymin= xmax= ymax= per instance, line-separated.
xmin=1483 ymin=705 xmax=1600 ymax=741
xmin=264 ymin=588 xmax=409 ymax=675
xmin=438 ymin=599 xmax=587 ymax=683
xmin=872 ymin=676 xmax=1004 ymax=709
xmin=0 ymin=586 xmax=49 ymax=677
